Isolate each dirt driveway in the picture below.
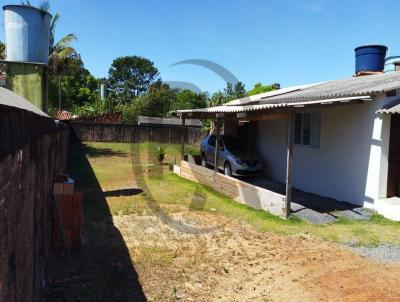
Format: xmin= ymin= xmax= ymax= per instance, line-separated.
xmin=114 ymin=209 xmax=400 ymax=302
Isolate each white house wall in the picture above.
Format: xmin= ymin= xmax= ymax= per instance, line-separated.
xmin=257 ymin=94 xmax=392 ymax=206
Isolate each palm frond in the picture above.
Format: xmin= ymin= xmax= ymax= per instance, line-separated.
xmin=20 ymin=0 xmax=50 ymax=12
xmin=20 ymin=1 xmax=33 ymax=6
xmin=49 ymin=13 xmax=60 ymax=48
xmin=53 ymin=33 xmax=77 ymax=50
xmin=56 ymin=47 xmax=77 ymax=59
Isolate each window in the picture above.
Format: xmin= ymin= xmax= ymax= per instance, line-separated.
xmin=294 ymin=111 xmax=321 ymax=148
xmin=208 ymin=135 xmax=216 ymax=147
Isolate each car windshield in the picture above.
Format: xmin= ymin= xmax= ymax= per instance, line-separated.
xmin=222 ymin=136 xmax=247 ymax=151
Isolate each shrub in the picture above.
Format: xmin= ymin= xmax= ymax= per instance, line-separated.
xmin=156 ymin=146 xmax=167 ymax=164
xmin=71 ymin=98 xmax=121 ymax=119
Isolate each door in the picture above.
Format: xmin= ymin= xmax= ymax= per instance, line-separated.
xmin=387 ymin=115 xmax=400 ymax=197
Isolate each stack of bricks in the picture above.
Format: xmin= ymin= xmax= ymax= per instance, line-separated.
xmin=53 ymin=177 xmax=83 ymax=253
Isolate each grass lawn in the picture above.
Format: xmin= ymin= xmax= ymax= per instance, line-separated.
xmin=79 ymin=141 xmax=400 ymax=247
xmin=46 ymin=141 xmax=400 ymax=301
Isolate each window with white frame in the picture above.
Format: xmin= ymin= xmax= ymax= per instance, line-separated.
xmin=294 ymin=111 xmax=321 ymax=148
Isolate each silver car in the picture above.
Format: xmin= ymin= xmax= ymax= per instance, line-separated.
xmin=200 ymin=134 xmax=262 ymax=176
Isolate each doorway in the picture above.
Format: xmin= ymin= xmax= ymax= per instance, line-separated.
xmin=387 ymin=115 xmax=400 ymax=197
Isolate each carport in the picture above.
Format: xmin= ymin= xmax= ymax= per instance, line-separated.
xmin=176 ymin=87 xmax=374 ymax=218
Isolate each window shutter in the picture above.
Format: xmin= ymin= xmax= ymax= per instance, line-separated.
xmin=302 ymin=112 xmax=312 ymax=145
xmin=294 ymin=113 xmax=302 ymax=144
xmin=293 ymin=111 xmax=321 ymax=148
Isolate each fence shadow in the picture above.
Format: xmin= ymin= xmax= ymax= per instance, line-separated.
xmin=45 ymin=137 xmax=147 ymax=301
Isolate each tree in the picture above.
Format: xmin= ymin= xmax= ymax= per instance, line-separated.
xmin=0 ymin=41 xmax=5 ymax=60
xmin=108 ymin=56 xmax=160 ymax=103
xmin=247 ymin=83 xmax=279 ymax=96
xmin=0 ymin=41 xmax=5 ymax=74
xmin=122 ymin=83 xmax=176 ymax=123
xmin=48 ymin=13 xmax=78 ymax=73
xmin=223 ymin=82 xmax=246 ymax=99
xmin=171 ymin=89 xmax=208 ymax=112
xmin=224 ymin=82 xmax=234 ymax=97
xmin=48 ymin=12 xmax=78 ymax=109
xmin=49 ymin=58 xmax=98 ymax=109
xmin=234 ymin=82 xmax=246 ymax=98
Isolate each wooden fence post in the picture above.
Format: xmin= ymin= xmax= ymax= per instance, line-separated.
xmin=181 ymin=117 xmax=186 ymax=160
xmin=284 ymin=112 xmax=295 ymax=218
xmin=214 ymin=119 xmax=221 ymax=173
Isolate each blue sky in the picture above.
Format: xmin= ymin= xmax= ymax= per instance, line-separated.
xmin=1 ymin=0 xmax=400 ymax=94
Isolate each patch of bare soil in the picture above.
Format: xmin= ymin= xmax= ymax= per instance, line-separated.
xmin=114 ymin=210 xmax=400 ymax=302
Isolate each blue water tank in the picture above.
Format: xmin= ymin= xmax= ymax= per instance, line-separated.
xmin=354 ymin=45 xmax=388 ymax=73
xmin=3 ymin=5 xmax=52 ymax=64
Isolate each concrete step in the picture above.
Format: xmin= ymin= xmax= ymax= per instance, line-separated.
xmin=375 ymin=197 xmax=400 ymax=221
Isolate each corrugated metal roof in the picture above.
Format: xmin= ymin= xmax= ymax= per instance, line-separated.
xmin=177 ymin=72 xmax=400 ymax=116
xmin=258 ymin=72 xmax=400 ymax=104
xmin=178 ymin=96 xmax=372 ymax=114
xmin=225 ymin=83 xmax=320 ymax=106
xmin=376 ymin=98 xmax=400 ymax=114
xmin=137 ymin=115 xmax=202 ymax=126
xmin=0 ymin=87 xmax=48 ymax=117
xmin=56 ymin=110 xmax=72 ymax=121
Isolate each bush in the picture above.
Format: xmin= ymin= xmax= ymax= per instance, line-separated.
xmin=71 ymin=98 xmax=121 ymax=119
xmin=156 ymin=146 xmax=167 ymax=164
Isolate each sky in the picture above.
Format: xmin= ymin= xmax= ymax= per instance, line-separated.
xmin=1 ymin=0 xmax=400 ymax=94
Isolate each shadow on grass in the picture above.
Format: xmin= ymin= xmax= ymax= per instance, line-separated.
xmin=83 ymin=144 xmax=127 ymax=158
xmin=45 ymin=137 xmax=147 ymax=301
xmin=104 ymin=188 xmax=144 ymax=197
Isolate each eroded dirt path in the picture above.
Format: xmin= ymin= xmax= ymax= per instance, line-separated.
xmin=114 ymin=210 xmax=400 ymax=302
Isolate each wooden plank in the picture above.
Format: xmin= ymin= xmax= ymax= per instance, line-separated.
xmin=214 ymin=120 xmax=221 ymax=173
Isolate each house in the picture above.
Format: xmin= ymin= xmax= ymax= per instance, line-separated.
xmin=176 ymin=46 xmax=400 ymax=221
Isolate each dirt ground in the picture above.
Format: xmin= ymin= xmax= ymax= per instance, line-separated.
xmin=114 ymin=208 xmax=400 ymax=302
xmin=46 ymin=142 xmax=400 ymax=301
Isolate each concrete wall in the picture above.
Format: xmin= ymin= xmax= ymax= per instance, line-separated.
xmin=0 ymin=105 xmax=69 ymax=302
xmin=257 ymin=95 xmax=392 ymax=207
xmin=71 ymin=121 xmax=204 ymax=145
xmin=175 ymin=161 xmax=285 ymax=217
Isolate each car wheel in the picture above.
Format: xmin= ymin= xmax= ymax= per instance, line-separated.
xmin=224 ymin=162 xmax=232 ymax=176
xmin=201 ymin=154 xmax=207 ymax=167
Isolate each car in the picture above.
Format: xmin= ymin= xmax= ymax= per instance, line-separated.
xmin=200 ymin=134 xmax=262 ymax=176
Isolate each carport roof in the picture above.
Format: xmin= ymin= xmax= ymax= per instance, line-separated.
xmin=177 ymin=96 xmax=372 ymax=114
xmin=177 ymin=72 xmax=400 ymax=116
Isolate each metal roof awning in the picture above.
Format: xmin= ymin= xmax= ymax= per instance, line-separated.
xmin=177 ymin=96 xmax=372 ymax=117
xmin=377 ymin=98 xmax=400 ymax=114
xmin=256 ymin=72 xmax=400 ymax=104
xmin=177 ymin=72 xmax=400 ymax=119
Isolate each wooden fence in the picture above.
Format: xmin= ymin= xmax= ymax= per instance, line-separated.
xmin=0 ymin=106 xmax=70 ymax=302
xmin=174 ymin=160 xmax=285 ymax=217
xmin=70 ymin=121 xmax=204 ymax=145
